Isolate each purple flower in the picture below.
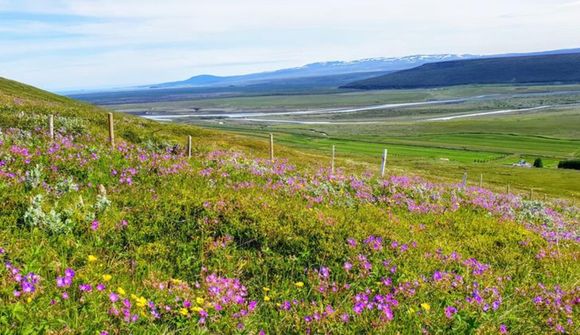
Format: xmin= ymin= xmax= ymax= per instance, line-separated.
xmin=444 ymin=306 xmax=457 ymax=319
xmin=79 ymin=284 xmax=92 ymax=292
xmin=325 ymin=305 xmax=335 ymax=315
xmin=248 ymin=300 xmax=257 ymax=311
xmin=97 ymin=283 xmax=106 ymax=291
xmin=347 ymin=238 xmax=357 ymax=248
xmin=343 ymin=262 xmax=352 ymax=271
xmin=22 ymin=281 xmax=35 ymax=293
xmin=57 ymin=270 xmax=73 ymax=288
xmin=65 ymin=268 xmax=75 ymax=278
xmin=382 ymin=305 xmax=394 ymax=320
xmin=499 ymin=324 xmax=508 ymax=334
xmin=433 ymin=271 xmax=443 ymax=281
xmin=280 ymin=301 xmax=291 ymax=311
xmin=382 ymin=277 xmax=392 ymax=287
xmin=62 ymin=292 xmax=69 ymax=300
xmin=91 ymin=220 xmax=99 ymax=231
xmin=56 ymin=276 xmax=66 ymax=288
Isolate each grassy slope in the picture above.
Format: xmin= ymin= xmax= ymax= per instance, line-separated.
xmin=0 ymin=78 xmax=578 ymax=334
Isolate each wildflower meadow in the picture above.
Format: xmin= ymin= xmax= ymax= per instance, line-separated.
xmin=0 ymin=80 xmax=578 ymax=334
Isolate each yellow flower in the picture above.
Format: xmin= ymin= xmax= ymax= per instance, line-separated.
xmin=294 ymin=282 xmax=304 ymax=288
xmin=179 ymin=308 xmax=189 ymax=316
xmin=137 ymin=296 xmax=147 ymax=308
xmin=421 ymin=303 xmax=431 ymax=312
xmin=196 ymin=297 xmax=205 ymax=305
xmin=131 ymin=294 xmax=139 ymax=300
xmin=192 ymin=306 xmax=203 ymax=312
xmin=102 ymin=274 xmax=112 ymax=282
xmin=117 ymin=287 xmax=126 ymax=296
xmin=264 ymin=296 xmax=271 ymax=302
xmin=262 ymin=287 xmax=270 ymax=292
xmin=87 ymin=255 xmax=98 ymax=262
xmin=27 ymin=297 xmax=32 ymax=303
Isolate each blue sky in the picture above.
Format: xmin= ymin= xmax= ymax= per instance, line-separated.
xmin=1 ymin=0 xmax=580 ymax=91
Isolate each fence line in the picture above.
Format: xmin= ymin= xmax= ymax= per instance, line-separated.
xmin=380 ymin=149 xmax=388 ymax=177
xmin=92 ymin=114 xmax=559 ymax=203
xmin=269 ymin=133 xmax=274 ymax=162
xmin=108 ymin=113 xmax=115 ymax=148
xmin=331 ymin=145 xmax=335 ymax=174
xmin=48 ymin=115 xmax=54 ymax=141
xmin=187 ymin=135 xmax=192 ymax=158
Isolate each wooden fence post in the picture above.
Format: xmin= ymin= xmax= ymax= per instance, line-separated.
xmin=462 ymin=172 xmax=467 ymax=188
xmin=380 ymin=149 xmax=388 ymax=177
xmin=48 ymin=115 xmax=54 ymax=140
xmin=269 ymin=133 xmax=274 ymax=162
xmin=331 ymin=145 xmax=335 ymax=174
xmin=507 ymin=184 xmax=510 ymax=194
xmin=187 ymin=135 xmax=192 ymax=158
xmin=529 ymin=188 xmax=534 ymax=200
xmin=108 ymin=113 xmax=115 ymax=148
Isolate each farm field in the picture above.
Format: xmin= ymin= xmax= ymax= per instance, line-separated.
xmin=0 ymin=77 xmax=579 ymax=334
xmin=95 ymin=84 xmax=580 ymax=199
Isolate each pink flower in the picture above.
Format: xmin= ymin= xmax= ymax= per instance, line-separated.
xmin=109 ymin=292 xmax=119 ymax=302
xmin=91 ymin=220 xmax=99 ymax=231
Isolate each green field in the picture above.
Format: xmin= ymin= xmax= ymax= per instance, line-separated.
xmin=107 ymin=85 xmax=580 ymax=199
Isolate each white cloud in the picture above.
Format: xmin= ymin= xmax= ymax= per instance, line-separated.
xmin=0 ymin=0 xmax=579 ymax=90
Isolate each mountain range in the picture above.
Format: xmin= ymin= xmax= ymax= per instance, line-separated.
xmin=342 ymin=52 xmax=580 ymax=89
xmin=148 ymin=54 xmax=477 ymax=89
xmin=147 ymin=48 xmax=580 ymax=90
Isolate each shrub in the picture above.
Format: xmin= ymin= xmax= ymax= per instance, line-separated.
xmin=557 ymin=159 xmax=580 ymax=170
xmin=24 ymin=164 xmax=43 ymax=190
xmin=533 ymin=158 xmax=543 ymax=168
xmin=22 ymin=194 xmax=73 ymax=234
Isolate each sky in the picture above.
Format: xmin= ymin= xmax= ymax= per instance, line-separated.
xmin=1 ymin=0 xmax=580 ymax=91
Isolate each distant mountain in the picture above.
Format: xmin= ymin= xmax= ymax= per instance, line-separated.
xmin=342 ymin=52 xmax=580 ymax=90
xmin=149 ymin=54 xmax=478 ymax=89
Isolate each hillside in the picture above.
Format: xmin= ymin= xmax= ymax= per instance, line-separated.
xmin=343 ymin=53 xmax=580 ymax=89
xmin=0 ymin=78 xmax=579 ymax=334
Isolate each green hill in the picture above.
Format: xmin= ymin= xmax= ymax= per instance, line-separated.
xmin=343 ymin=53 xmax=580 ymax=89
xmin=0 ymin=78 xmax=578 ymax=334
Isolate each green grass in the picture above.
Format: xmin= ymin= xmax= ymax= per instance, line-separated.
xmin=0 ymin=77 xmax=579 ymax=334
